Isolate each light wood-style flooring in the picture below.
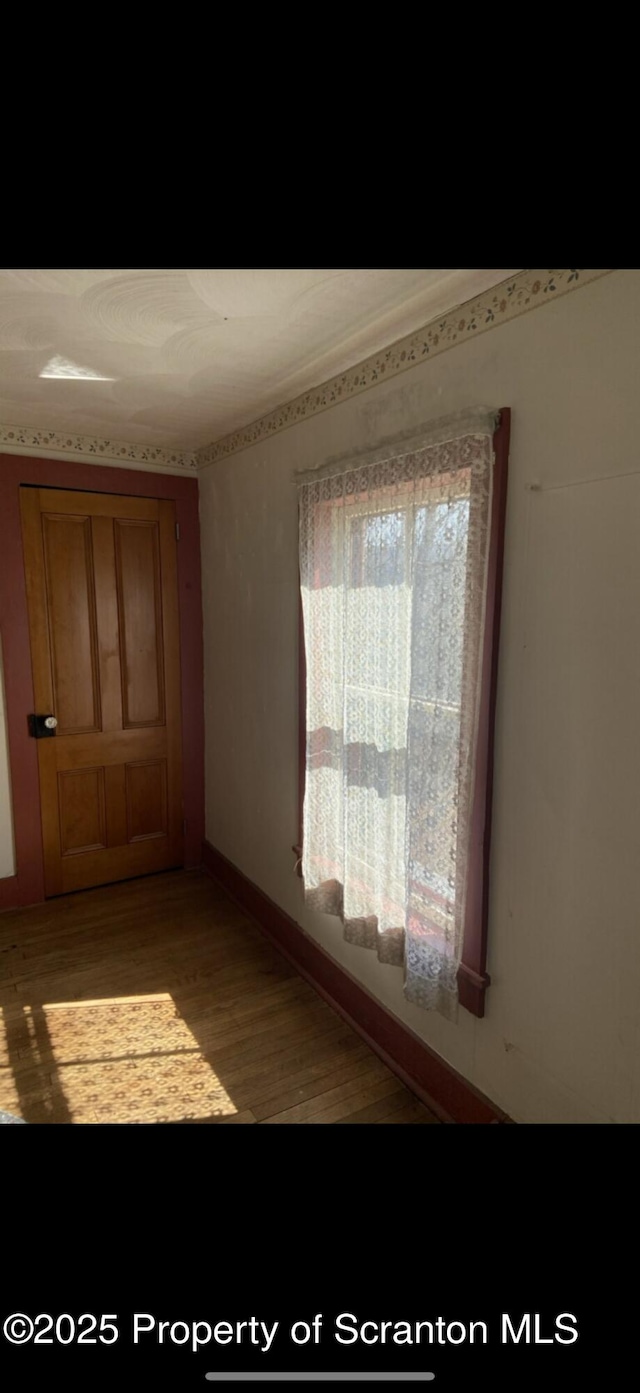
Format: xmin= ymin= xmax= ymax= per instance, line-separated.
xmin=0 ymin=870 xmax=437 ymax=1125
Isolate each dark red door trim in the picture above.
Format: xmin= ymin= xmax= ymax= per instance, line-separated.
xmin=0 ymin=452 xmax=204 ymax=911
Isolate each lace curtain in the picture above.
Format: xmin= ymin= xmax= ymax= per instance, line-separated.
xmin=298 ymin=410 xmax=497 ymax=1021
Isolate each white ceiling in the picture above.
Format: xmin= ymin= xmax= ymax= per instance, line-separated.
xmin=0 ymin=269 xmax=520 ymax=452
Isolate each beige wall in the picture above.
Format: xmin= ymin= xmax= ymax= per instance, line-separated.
xmin=0 ymin=637 xmax=15 ymax=879
xmin=199 ymin=270 xmax=640 ymax=1124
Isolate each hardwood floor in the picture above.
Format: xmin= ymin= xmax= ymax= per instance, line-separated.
xmin=0 ymin=869 xmax=438 ymax=1125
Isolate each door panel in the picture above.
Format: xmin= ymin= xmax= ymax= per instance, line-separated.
xmin=114 ymin=519 xmax=165 ymax=727
xmin=125 ymin=759 xmax=168 ymax=841
xmin=42 ymin=513 xmax=102 ymax=735
xmin=20 ymin=486 xmax=183 ymax=896
xmin=58 ymin=767 xmax=106 ymax=855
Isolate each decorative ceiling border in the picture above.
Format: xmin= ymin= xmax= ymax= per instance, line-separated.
xmin=0 ymin=424 xmax=197 ymax=473
xmin=196 ymin=268 xmax=613 ymax=469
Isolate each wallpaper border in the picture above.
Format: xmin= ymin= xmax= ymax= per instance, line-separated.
xmin=0 ymin=425 xmax=197 ymax=474
xmin=196 ymin=268 xmax=613 ymax=468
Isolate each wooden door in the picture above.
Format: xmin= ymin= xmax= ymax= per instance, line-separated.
xmin=20 ymin=486 xmax=183 ymax=896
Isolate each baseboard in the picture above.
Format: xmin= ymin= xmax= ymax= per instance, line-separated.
xmin=202 ymin=840 xmax=510 ymax=1124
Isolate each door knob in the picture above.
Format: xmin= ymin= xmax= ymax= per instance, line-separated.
xmin=28 ymin=714 xmax=58 ymax=738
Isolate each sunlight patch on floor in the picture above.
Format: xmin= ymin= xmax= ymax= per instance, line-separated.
xmin=0 ymin=996 xmax=238 ymax=1124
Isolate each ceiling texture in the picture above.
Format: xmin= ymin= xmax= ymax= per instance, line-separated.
xmin=0 ymin=269 xmax=520 ymax=469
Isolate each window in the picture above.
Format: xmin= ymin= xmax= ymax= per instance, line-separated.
xmin=296 ymin=409 xmax=510 ymax=1020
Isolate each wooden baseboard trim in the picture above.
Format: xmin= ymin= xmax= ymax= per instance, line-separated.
xmin=202 ymin=840 xmax=510 ymax=1125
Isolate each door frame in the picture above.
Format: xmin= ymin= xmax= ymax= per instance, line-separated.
xmin=0 ymin=452 xmax=204 ymax=910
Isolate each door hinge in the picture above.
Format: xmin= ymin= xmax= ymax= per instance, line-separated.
xmin=175 ymin=522 xmax=180 ymax=540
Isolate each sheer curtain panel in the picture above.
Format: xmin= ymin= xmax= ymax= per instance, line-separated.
xmin=298 ymin=409 xmax=501 ymax=1021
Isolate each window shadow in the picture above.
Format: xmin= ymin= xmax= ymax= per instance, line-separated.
xmin=1 ymin=1004 xmax=73 ymax=1124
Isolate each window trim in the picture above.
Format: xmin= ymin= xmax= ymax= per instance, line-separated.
xmin=294 ymin=408 xmax=511 ymax=1019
